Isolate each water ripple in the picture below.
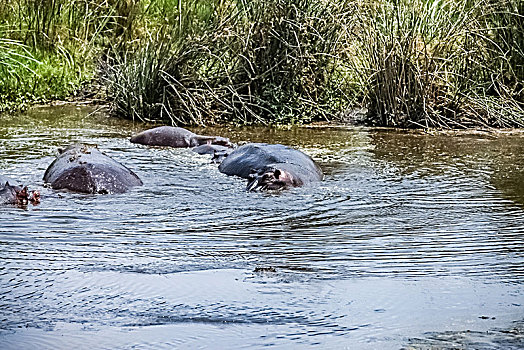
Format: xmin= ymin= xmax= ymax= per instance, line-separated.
xmin=0 ymin=106 xmax=523 ymax=348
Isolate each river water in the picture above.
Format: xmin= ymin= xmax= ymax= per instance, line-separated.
xmin=0 ymin=105 xmax=523 ymax=349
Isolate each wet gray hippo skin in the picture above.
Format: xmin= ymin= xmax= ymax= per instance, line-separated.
xmin=218 ymin=143 xmax=323 ymax=191
xmin=192 ymin=144 xmax=234 ymax=163
xmin=0 ymin=176 xmax=40 ymax=205
xmin=43 ymin=144 xmax=143 ymax=194
xmin=130 ymin=126 xmax=232 ymax=148
xmin=0 ymin=181 xmax=23 ymax=205
xmin=192 ymin=144 xmax=232 ymax=155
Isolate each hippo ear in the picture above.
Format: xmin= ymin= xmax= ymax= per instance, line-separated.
xmin=4 ymin=181 xmax=9 ymax=187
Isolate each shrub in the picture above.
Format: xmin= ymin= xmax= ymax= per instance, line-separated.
xmin=350 ymin=0 xmax=523 ymax=128
xmin=103 ymin=0 xmax=353 ymax=125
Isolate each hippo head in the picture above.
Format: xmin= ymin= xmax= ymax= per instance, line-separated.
xmin=29 ymin=190 xmax=40 ymax=204
xmin=16 ymin=185 xmax=29 ymax=203
xmin=246 ymin=167 xmax=302 ymax=192
xmin=3 ymin=182 xmax=29 ymax=205
xmin=4 ymin=182 xmax=40 ymax=206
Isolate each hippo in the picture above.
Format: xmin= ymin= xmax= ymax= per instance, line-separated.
xmin=130 ymin=126 xmax=232 ymax=148
xmin=0 ymin=176 xmax=40 ymax=206
xmin=218 ymin=143 xmax=323 ymax=191
xmin=192 ymin=144 xmax=234 ymax=163
xmin=43 ymin=144 xmax=143 ymax=194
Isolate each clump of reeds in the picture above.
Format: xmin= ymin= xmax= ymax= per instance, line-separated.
xmin=2 ymin=0 xmax=522 ymax=128
xmin=220 ymin=0 xmax=352 ymax=124
xmin=0 ymin=0 xmax=141 ymax=112
xmin=102 ymin=0 xmax=353 ymax=125
xmin=102 ymin=0 xmax=221 ymax=124
xmin=102 ymin=28 xmax=207 ymax=124
xmin=350 ymin=0 xmax=523 ymax=128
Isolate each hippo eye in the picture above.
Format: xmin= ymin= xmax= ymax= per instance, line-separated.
xmin=274 ymin=169 xmax=281 ymax=179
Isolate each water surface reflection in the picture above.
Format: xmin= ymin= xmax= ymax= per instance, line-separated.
xmin=0 ymin=106 xmax=523 ymax=349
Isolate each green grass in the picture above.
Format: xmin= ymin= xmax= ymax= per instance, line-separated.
xmin=0 ymin=0 xmax=522 ymax=128
xmin=103 ymin=0 xmax=354 ymax=125
xmin=0 ymin=40 xmax=93 ymax=112
xmin=348 ymin=0 xmax=523 ymax=128
xmin=0 ymin=0 xmax=106 ymax=113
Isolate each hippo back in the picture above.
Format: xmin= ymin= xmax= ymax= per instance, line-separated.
xmin=44 ymin=145 xmax=143 ymax=194
xmin=0 ymin=175 xmax=19 ymax=204
xmin=192 ymin=144 xmax=232 ymax=155
xmin=130 ymin=126 xmax=197 ymax=147
xmin=218 ymin=143 xmax=323 ymax=180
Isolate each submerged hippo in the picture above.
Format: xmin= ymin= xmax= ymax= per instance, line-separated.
xmin=192 ymin=144 xmax=234 ymax=163
xmin=0 ymin=176 xmax=40 ymax=206
xmin=43 ymin=144 xmax=143 ymax=194
xmin=218 ymin=143 xmax=323 ymax=191
xmin=130 ymin=126 xmax=232 ymax=148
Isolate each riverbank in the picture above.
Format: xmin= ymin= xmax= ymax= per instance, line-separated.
xmin=24 ymin=103 xmax=524 ymax=140
xmin=1 ymin=0 xmax=522 ymax=128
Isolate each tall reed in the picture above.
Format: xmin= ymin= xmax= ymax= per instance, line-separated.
xmin=2 ymin=0 xmax=522 ymax=128
xmin=350 ymin=0 xmax=523 ymax=128
xmin=0 ymin=0 xmax=129 ymax=112
xmin=220 ymin=0 xmax=352 ymax=124
xmin=103 ymin=0 xmax=222 ymax=124
xmin=103 ymin=0 xmax=352 ymax=125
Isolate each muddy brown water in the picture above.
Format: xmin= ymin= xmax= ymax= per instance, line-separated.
xmin=0 ymin=105 xmax=523 ymax=349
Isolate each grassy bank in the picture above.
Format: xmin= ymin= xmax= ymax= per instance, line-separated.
xmin=0 ymin=0 xmax=106 ymax=112
xmin=1 ymin=0 xmax=522 ymax=128
xmin=352 ymin=0 xmax=524 ymax=128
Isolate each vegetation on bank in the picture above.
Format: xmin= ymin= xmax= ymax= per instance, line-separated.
xmin=0 ymin=0 xmax=522 ymax=128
